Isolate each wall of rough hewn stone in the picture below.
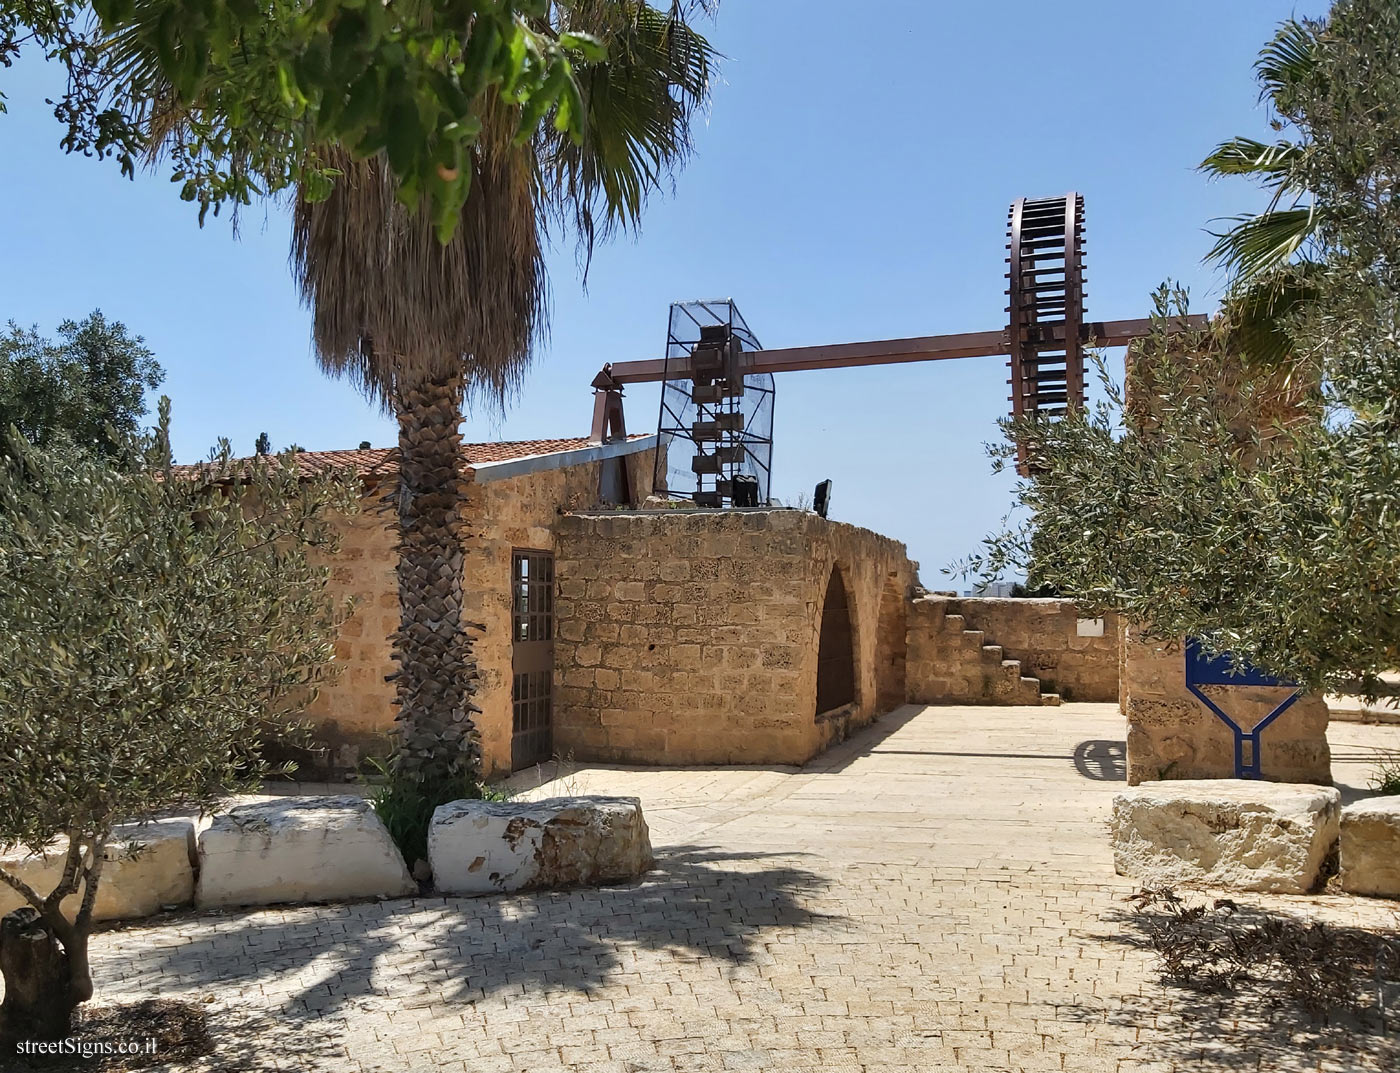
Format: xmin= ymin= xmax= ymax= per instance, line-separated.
xmin=303 ymin=447 xmax=657 ymax=777
xmin=304 ymin=495 xmax=399 ymax=770
xmin=946 ymin=598 xmax=1119 ymax=702
xmin=905 ymin=596 xmax=1119 ymax=704
xmin=906 ymin=597 xmax=1043 ymax=705
xmin=551 ymin=510 xmax=917 ymax=766
xmin=463 ymin=450 xmax=656 ymax=778
xmin=1121 ymin=628 xmax=1331 ymax=785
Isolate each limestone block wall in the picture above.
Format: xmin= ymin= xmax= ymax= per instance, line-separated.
xmin=463 ymin=450 xmax=656 ymax=779
xmin=551 ymin=510 xmax=917 ymax=767
xmin=303 ymin=447 xmax=657 ymax=777
xmin=905 ymin=596 xmax=1119 ymax=704
xmin=303 ymin=496 xmax=399 ymax=768
xmin=1122 ymin=628 xmax=1331 ymax=786
xmin=943 ymin=598 xmax=1120 ymax=702
xmin=905 ymin=597 xmax=1041 ymax=705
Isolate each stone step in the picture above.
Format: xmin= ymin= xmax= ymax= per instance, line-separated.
xmin=1039 ymin=692 xmax=1063 ymax=707
xmin=944 ymin=614 xmax=967 ymax=631
xmin=1016 ymin=675 xmax=1044 ymax=704
xmin=980 ymin=645 xmax=1004 ymax=662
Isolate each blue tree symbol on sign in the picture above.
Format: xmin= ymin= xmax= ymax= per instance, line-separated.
xmin=1184 ymin=639 xmax=1301 ymax=779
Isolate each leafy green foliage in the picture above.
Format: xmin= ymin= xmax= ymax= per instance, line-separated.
xmin=965 ymin=0 xmax=1400 ymax=700
xmin=1 ymin=0 xmax=608 ymax=232
xmin=0 ymin=401 xmax=355 ymax=952
xmin=962 ymin=285 xmax=1396 ymax=697
xmin=365 ymin=759 xmax=506 ymax=866
xmin=0 ymin=311 xmax=162 ymax=457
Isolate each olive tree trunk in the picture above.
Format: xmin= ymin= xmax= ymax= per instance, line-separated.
xmin=0 ymin=907 xmax=84 ymax=1046
xmin=389 ymin=374 xmax=482 ymax=786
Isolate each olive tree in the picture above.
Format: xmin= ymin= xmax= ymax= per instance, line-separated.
xmin=0 ymin=402 xmax=357 ymax=1044
xmin=0 ymin=311 xmax=163 ymax=458
xmin=961 ymin=0 xmax=1400 ymax=698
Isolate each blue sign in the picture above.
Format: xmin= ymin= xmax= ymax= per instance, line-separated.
xmin=1184 ymin=639 xmax=1300 ymax=779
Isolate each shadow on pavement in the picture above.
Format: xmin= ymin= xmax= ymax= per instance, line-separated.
xmin=1072 ymin=739 xmax=1126 ymax=781
xmin=1071 ymin=898 xmax=1400 ymax=1072
xmin=92 ymin=844 xmax=838 ymax=1042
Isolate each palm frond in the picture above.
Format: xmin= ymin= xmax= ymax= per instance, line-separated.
xmin=537 ymin=0 xmax=718 ymax=254
xmin=1205 ymin=205 xmax=1319 ymax=282
xmin=1219 ymin=267 xmax=1322 ymax=369
xmin=1256 ymin=17 xmax=1321 ymax=108
xmin=1200 ymin=137 xmax=1305 ymax=181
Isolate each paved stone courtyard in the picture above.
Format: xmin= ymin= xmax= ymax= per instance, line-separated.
xmin=89 ymin=704 xmax=1400 ymax=1072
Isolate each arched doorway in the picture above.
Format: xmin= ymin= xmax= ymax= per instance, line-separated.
xmin=875 ymin=576 xmax=907 ymax=712
xmin=815 ymin=566 xmax=856 ymax=716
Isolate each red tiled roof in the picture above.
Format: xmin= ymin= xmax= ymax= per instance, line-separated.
xmin=173 ymin=437 xmax=645 ymax=481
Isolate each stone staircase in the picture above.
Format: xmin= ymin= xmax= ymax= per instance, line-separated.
xmin=944 ymin=613 xmax=1062 ymax=706
xmin=910 ymin=606 xmax=1062 ymax=707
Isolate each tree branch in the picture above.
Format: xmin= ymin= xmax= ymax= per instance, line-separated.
xmin=74 ymin=833 xmax=109 ymax=933
xmin=0 ymin=865 xmax=47 ymax=913
xmin=43 ymin=832 xmax=85 ymax=911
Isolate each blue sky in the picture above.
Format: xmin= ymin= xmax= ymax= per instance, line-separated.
xmin=0 ymin=1 xmax=1318 ymax=581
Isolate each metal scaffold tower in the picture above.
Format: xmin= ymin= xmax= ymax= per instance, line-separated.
xmin=653 ymin=299 xmax=774 ymax=508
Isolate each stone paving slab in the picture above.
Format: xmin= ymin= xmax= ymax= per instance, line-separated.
xmin=61 ymin=703 xmax=1400 ymax=1071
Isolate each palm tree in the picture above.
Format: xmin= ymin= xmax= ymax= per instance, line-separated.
xmin=289 ymin=3 xmax=716 ymax=794
xmin=1200 ymin=16 xmax=1324 ymax=365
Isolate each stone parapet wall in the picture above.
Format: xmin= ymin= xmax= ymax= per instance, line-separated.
xmin=552 ymin=510 xmax=917 ymax=767
xmin=943 ymin=598 xmax=1120 ymax=702
xmin=906 ymin=596 xmax=1119 ymax=705
xmin=1122 ymin=628 xmax=1331 ymax=785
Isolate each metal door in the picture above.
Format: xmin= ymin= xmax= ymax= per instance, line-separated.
xmin=511 ymin=549 xmax=555 ymax=770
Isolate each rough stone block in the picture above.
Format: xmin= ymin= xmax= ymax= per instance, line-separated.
xmin=196 ymin=796 xmax=414 ymax=909
xmin=1338 ymin=795 xmax=1400 ymax=898
xmin=429 ymin=796 xmax=652 ymax=896
xmin=1111 ymin=780 xmax=1340 ymax=893
xmin=0 ymin=820 xmax=197 ymax=922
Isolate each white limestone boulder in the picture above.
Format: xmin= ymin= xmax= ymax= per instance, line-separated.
xmin=0 ymin=820 xmax=197 ymax=922
xmin=429 ymin=796 xmax=652 ymax=896
xmin=195 ymin=796 xmax=414 ymax=909
xmin=1338 ymin=795 xmax=1400 ymax=898
xmin=1111 ymin=780 xmax=1340 ymax=894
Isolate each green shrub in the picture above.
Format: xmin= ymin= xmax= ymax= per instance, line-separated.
xmin=365 ymin=760 xmax=508 ymax=867
xmin=1370 ymin=752 xmax=1400 ymax=796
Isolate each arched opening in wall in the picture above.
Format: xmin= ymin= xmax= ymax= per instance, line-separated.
xmin=815 ymin=566 xmax=856 ymax=716
xmin=875 ymin=576 xmax=907 ymax=713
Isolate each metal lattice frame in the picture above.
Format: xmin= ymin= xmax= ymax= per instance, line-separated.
xmin=653 ymin=299 xmax=775 ymax=507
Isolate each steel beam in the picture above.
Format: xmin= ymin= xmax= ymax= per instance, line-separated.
xmin=596 ymin=315 xmax=1207 ymax=386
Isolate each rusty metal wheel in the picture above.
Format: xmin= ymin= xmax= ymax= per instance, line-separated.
xmin=1007 ymin=193 xmax=1086 ymax=473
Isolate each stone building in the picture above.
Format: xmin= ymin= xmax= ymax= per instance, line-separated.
xmin=288 ymin=435 xmax=661 ymax=777
xmin=239 ymin=429 xmax=1328 ymax=789
xmin=551 ymin=510 xmax=918 ymax=766
xmin=251 ymin=433 xmax=939 ymax=777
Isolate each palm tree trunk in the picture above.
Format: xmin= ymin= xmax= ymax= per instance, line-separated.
xmin=389 ymin=373 xmax=481 ymax=787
